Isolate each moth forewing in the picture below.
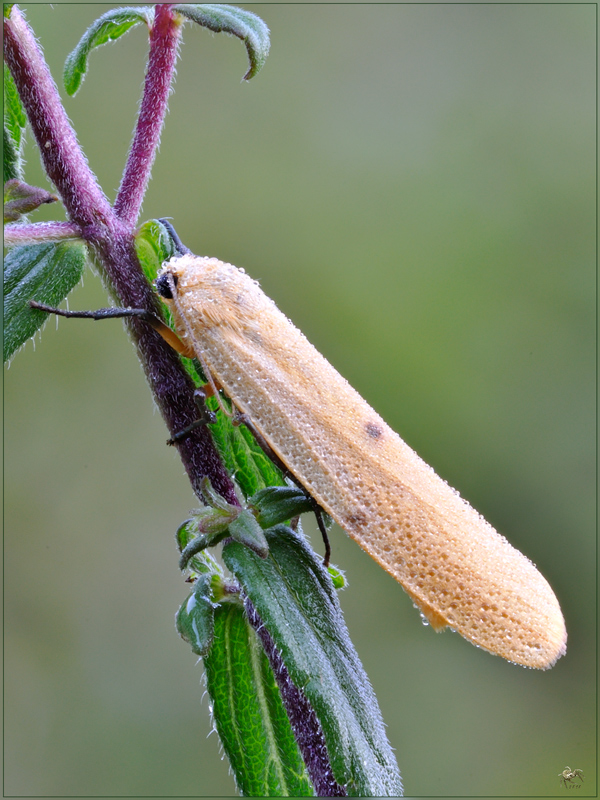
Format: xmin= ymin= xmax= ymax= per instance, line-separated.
xmin=158 ymin=254 xmax=567 ymax=670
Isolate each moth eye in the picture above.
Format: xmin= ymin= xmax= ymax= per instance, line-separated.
xmin=156 ymin=272 xmax=178 ymax=299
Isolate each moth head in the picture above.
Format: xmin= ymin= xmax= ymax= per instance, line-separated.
xmin=155 ymin=270 xmax=178 ymax=300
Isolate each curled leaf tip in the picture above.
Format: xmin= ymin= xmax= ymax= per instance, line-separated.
xmin=173 ymin=4 xmax=270 ymax=80
xmin=63 ymin=6 xmax=154 ymax=96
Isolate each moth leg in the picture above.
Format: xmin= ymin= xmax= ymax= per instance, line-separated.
xmin=313 ymin=508 xmax=332 ymax=568
xmin=234 ymin=411 xmax=332 ymax=567
xmin=29 ymin=300 xmax=194 ymax=357
xmin=167 ymin=388 xmax=217 ymax=446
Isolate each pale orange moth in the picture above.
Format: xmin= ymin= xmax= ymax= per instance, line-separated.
xmin=156 ymin=253 xmax=566 ymax=670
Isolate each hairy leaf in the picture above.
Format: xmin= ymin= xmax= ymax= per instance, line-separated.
xmin=229 ymin=510 xmax=269 ymax=558
xmin=4 ymin=63 xmax=27 ymax=180
xmin=3 ymin=126 xmax=20 ymax=183
xmin=176 ymin=573 xmax=216 ymax=656
xmin=327 ymin=564 xmax=347 ymax=591
xmin=223 ymin=526 xmax=403 ymax=797
xmin=4 ymin=63 xmax=26 ymax=148
xmin=3 ymin=241 xmax=87 ymax=362
xmin=134 ymin=218 xmax=176 ymax=284
xmin=204 ymin=602 xmax=313 ymax=796
xmin=209 ymin=399 xmax=285 ymax=499
xmin=173 ymin=4 xmax=270 ymax=80
xmin=176 ymin=518 xmax=225 ymax=576
xmin=64 ymin=6 xmax=154 ymax=96
xmin=250 ymin=485 xmax=315 ymax=529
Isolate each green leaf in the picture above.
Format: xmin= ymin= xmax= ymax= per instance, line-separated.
xmin=63 ymin=6 xmax=154 ymax=96
xmin=4 ymin=63 xmax=27 ymax=180
xmin=3 ymin=241 xmax=87 ymax=362
xmin=250 ymin=485 xmax=315 ymax=529
xmin=176 ymin=573 xmax=216 ymax=656
xmin=3 ymin=126 xmax=20 ymax=183
xmin=209 ymin=399 xmax=285 ymax=499
xmin=327 ymin=564 xmax=347 ymax=590
xmin=4 ymin=4 xmax=14 ymax=18
xmin=177 ymin=478 xmax=245 ymax=569
xmin=134 ymin=218 xmax=176 ymax=284
xmin=173 ymin=4 xmax=270 ymax=80
xmin=4 ymin=63 xmax=26 ymax=133
xmin=4 ymin=63 xmax=26 ymax=147
xmin=176 ymin=518 xmax=224 ymax=576
xmin=204 ymin=602 xmax=313 ymax=796
xmin=229 ymin=509 xmax=269 ymax=558
xmin=223 ymin=526 xmax=403 ymax=797
xmin=177 ymin=488 xmax=269 ymax=568
xmin=199 ymin=474 xmax=235 ymax=512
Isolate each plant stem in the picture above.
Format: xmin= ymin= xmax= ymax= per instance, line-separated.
xmin=3 ymin=6 xmax=111 ymax=227
xmin=114 ymin=4 xmax=182 ymax=226
xmin=4 ymin=8 xmax=349 ymax=793
xmin=3 ymin=221 xmax=83 ymax=245
xmin=3 ymin=5 xmax=238 ymax=505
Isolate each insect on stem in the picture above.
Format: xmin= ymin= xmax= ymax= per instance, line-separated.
xmin=156 ymin=252 xmax=568 ymax=669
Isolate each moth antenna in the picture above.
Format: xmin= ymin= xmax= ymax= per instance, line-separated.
xmin=158 ymin=218 xmax=191 ymax=255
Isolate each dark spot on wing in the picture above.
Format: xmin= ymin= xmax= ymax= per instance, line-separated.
xmin=365 ymin=421 xmax=383 ymax=439
xmin=347 ymin=511 xmax=367 ymax=527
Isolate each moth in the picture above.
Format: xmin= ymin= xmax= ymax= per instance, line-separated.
xmin=155 ymin=254 xmax=567 ymax=671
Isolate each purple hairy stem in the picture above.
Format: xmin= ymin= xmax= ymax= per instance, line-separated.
xmin=114 ymin=4 xmax=182 ymax=225
xmin=3 ymin=221 xmax=83 ymax=246
xmin=245 ymin=599 xmax=347 ymax=797
xmin=91 ymin=227 xmax=239 ymax=504
xmin=3 ymin=7 xmax=112 ymax=226
xmin=3 ymin=6 xmax=238 ymax=505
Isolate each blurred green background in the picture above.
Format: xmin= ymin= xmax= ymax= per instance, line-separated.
xmin=4 ymin=3 xmax=595 ymax=797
